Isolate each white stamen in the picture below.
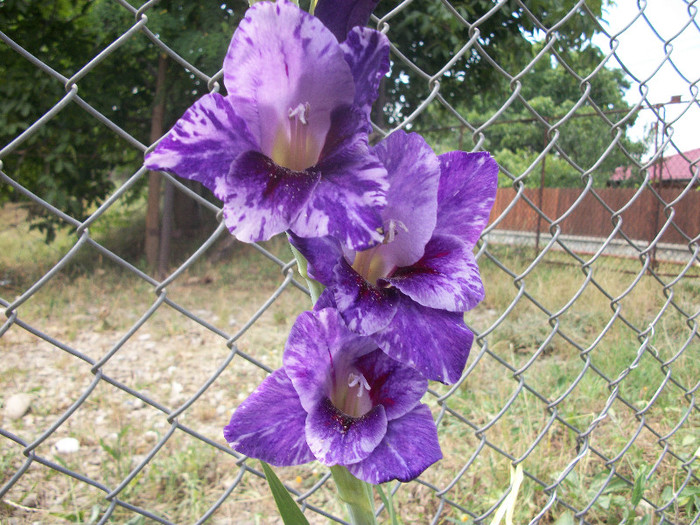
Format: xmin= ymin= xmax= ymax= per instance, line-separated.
xmin=347 ymin=372 xmax=371 ymax=397
xmin=288 ymin=102 xmax=310 ymax=125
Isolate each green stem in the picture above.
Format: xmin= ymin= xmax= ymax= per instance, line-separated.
xmin=330 ymin=465 xmax=377 ymax=525
xmin=289 ymin=241 xmax=325 ymax=304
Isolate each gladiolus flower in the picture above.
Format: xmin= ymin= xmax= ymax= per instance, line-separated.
xmin=224 ymin=307 xmax=442 ymax=484
xmin=291 ymin=131 xmax=498 ymax=384
xmin=145 ymin=0 xmax=391 ymax=250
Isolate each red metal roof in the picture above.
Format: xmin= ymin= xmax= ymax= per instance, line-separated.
xmin=611 ymin=147 xmax=700 ymax=183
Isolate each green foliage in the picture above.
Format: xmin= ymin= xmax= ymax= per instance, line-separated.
xmin=0 ymin=0 xmax=241 ymax=241
xmin=376 ymin=484 xmax=401 ymax=525
xmin=260 ymin=461 xmax=311 ymax=525
xmin=0 ymin=0 xmax=124 ymax=239
xmin=378 ymin=1 xmax=647 ymax=187
xmin=419 ymin=42 xmax=646 ymax=187
xmin=377 ymin=0 xmax=605 ymax=119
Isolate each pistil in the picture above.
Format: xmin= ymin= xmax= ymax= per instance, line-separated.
xmin=269 ymin=101 xmax=319 ymax=171
xmin=331 ymin=368 xmax=373 ymax=419
xmin=344 ymin=372 xmax=372 ymax=418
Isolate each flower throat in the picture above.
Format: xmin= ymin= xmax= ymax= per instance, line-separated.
xmin=270 ymin=102 xmax=319 ymax=171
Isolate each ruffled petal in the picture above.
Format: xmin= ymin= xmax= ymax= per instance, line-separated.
xmin=295 ymin=105 xmax=388 ymax=249
xmin=306 ymin=397 xmax=387 ymax=466
xmin=385 ymin=234 xmax=485 ymax=312
xmin=284 ymin=309 xmax=376 ymax=413
xmin=216 ymin=151 xmax=320 ymax=243
xmin=347 ymin=404 xmax=442 ymax=484
xmin=314 ymin=288 xmax=337 ymax=311
xmin=354 ymin=350 xmax=427 ymax=421
xmin=371 ymin=130 xmax=440 ymax=269
xmin=340 ymin=27 xmax=390 ymax=126
xmin=332 ymin=261 xmax=398 ymax=335
xmin=224 ymin=0 xmax=355 ymax=161
xmin=144 ymin=93 xmax=257 ymax=190
xmin=223 ymin=369 xmax=314 ymax=467
xmin=288 ymin=233 xmax=344 ymax=286
xmin=373 ymin=294 xmax=474 ymax=384
xmin=315 ymin=0 xmax=380 ymax=42
xmin=435 ymin=151 xmax=499 ymax=248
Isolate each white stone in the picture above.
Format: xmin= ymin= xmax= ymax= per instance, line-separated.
xmin=127 ymin=398 xmax=144 ymax=410
xmin=54 ymin=437 xmax=80 ymax=454
xmin=4 ymin=393 xmax=32 ymax=420
xmin=170 ymin=381 xmax=184 ymax=398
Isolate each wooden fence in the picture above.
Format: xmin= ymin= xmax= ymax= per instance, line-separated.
xmin=488 ymin=186 xmax=700 ymax=246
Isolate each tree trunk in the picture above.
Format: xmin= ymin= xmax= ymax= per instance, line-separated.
xmin=158 ymin=178 xmax=174 ymax=278
xmin=173 ymin=180 xmax=204 ymax=233
xmin=145 ymin=53 xmax=168 ymax=270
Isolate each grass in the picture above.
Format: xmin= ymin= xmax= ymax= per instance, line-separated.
xmin=1 ymin=202 xmax=699 ymax=524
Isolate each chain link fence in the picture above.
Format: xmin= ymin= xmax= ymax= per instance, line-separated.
xmin=1 ymin=1 xmax=699 ymax=523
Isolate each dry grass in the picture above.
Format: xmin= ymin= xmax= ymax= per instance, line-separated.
xmin=1 ymin=203 xmax=698 ymax=524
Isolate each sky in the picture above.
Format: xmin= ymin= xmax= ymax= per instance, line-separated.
xmin=592 ymin=0 xmax=700 ymax=157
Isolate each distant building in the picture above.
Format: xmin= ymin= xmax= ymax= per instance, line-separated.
xmin=609 ymin=147 xmax=700 ymax=187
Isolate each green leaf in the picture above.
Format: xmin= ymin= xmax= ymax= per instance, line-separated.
xmin=376 ymin=484 xmax=400 ymax=525
xmin=601 ymin=477 xmax=629 ymax=495
xmin=631 ymin=470 xmax=647 ymax=507
xmin=553 ymin=511 xmax=574 ymax=525
xmin=260 ymin=461 xmax=310 ymax=525
xmin=661 ymin=485 xmax=674 ymax=504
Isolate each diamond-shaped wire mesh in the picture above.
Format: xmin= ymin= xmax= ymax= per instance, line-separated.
xmin=1 ymin=1 xmax=699 ymax=524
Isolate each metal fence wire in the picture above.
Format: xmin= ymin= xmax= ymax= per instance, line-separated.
xmin=1 ymin=0 xmax=699 ymax=524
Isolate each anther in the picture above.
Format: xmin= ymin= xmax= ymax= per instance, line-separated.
xmin=383 ymin=218 xmax=409 ymax=244
xmin=348 ymin=372 xmax=371 ymax=397
xmin=288 ymin=102 xmax=310 ymax=125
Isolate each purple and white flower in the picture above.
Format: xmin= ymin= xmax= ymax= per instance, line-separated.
xmin=145 ymin=0 xmax=391 ymax=250
xmin=291 ymin=131 xmax=498 ymax=384
xmin=314 ymin=0 xmax=381 ymax=42
xmin=224 ymin=307 xmax=442 ymax=484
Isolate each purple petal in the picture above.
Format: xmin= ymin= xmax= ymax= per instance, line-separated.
xmin=216 ymin=151 xmax=320 ymax=243
xmin=373 ymin=294 xmax=474 ymax=384
xmin=385 ymin=234 xmax=485 ymax=312
xmin=294 ymin=106 xmax=388 ymax=250
xmin=306 ymin=397 xmax=387 ymax=465
xmin=284 ymin=309 xmax=376 ymax=413
xmin=315 ymin=0 xmax=380 ymax=42
xmin=332 ymin=261 xmax=398 ymax=335
xmin=347 ymin=404 xmax=442 ymax=484
xmin=435 ymin=151 xmax=499 ymax=248
xmin=145 ymin=93 xmax=257 ymax=189
xmin=224 ymin=1 xmax=355 ymax=162
xmin=340 ymin=27 xmax=390 ymax=125
xmin=354 ymin=350 xmax=427 ymax=421
xmin=288 ymin=232 xmax=344 ymax=286
xmin=223 ymin=369 xmax=314 ymax=467
xmin=372 ymin=130 xmax=440 ymax=268
xmin=314 ymin=288 xmax=337 ymax=311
